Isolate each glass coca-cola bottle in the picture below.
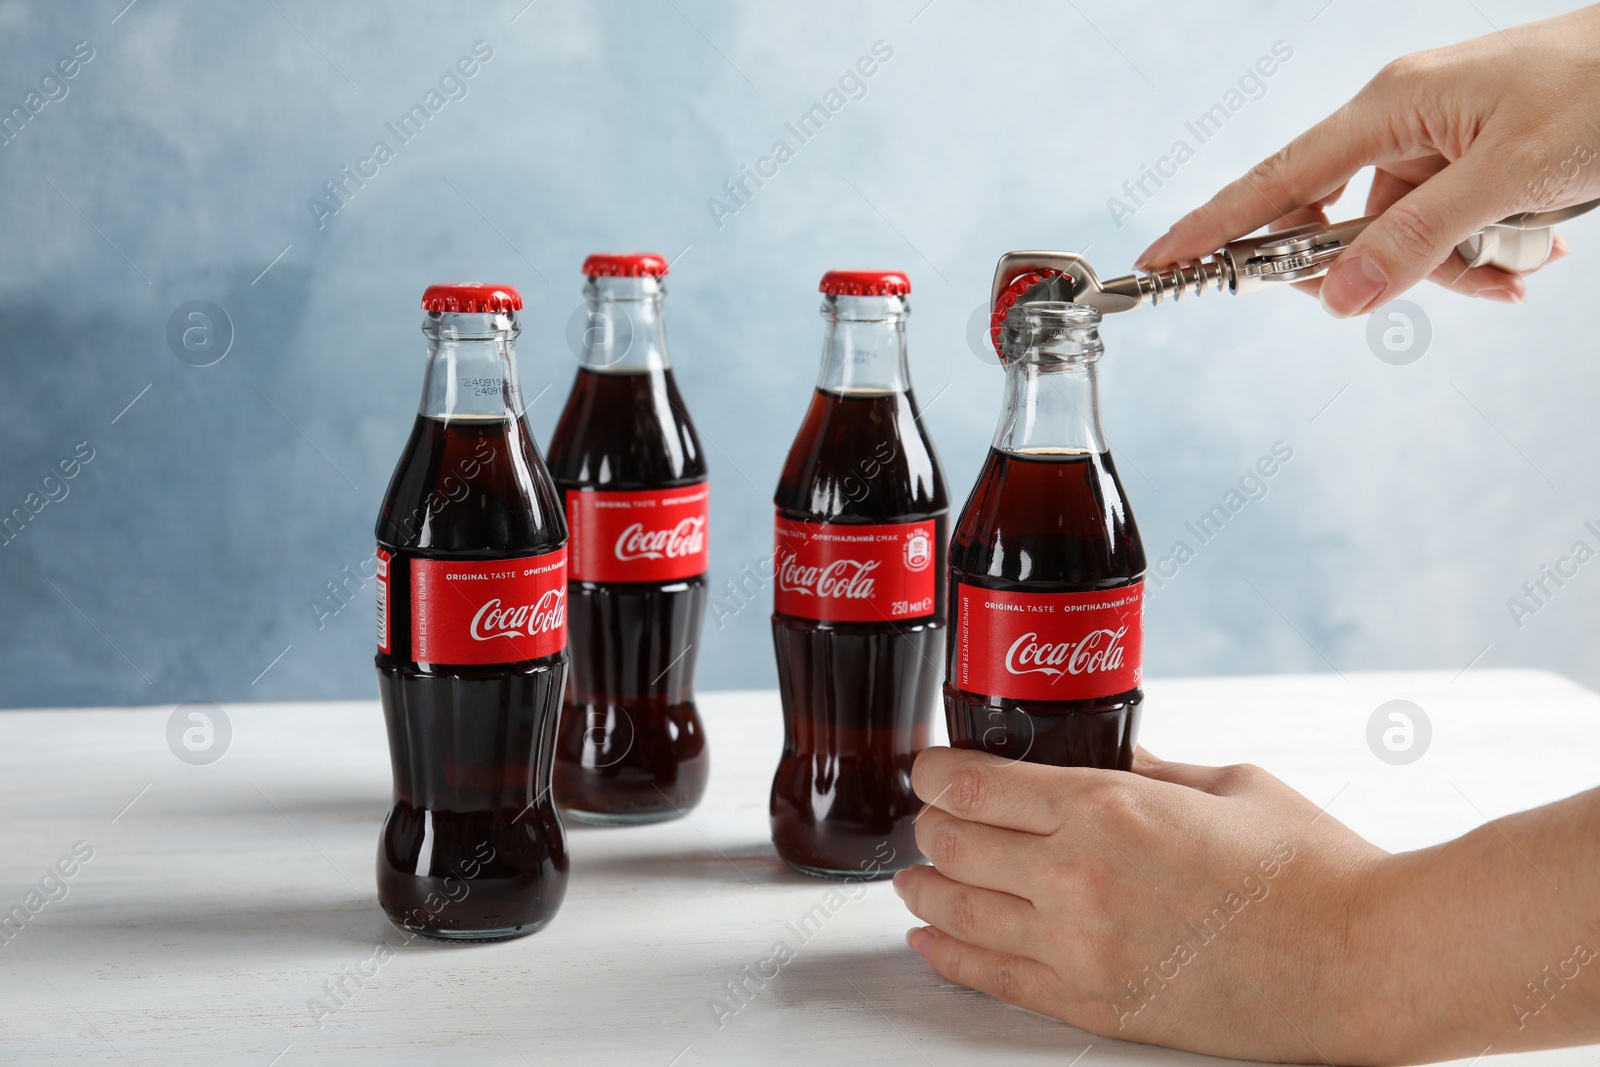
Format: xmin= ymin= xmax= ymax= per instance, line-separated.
xmin=373 ymin=282 xmax=569 ymax=940
xmin=770 ymin=269 xmax=948 ymax=879
xmin=945 ymin=300 xmax=1146 ymax=768
xmin=547 ymin=253 xmax=710 ymax=824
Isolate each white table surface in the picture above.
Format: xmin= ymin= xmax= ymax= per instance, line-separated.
xmin=1 ymin=669 xmax=1597 ymax=1066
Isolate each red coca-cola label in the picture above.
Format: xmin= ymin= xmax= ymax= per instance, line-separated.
xmin=773 ymin=515 xmax=938 ymax=623
xmin=567 ymin=484 xmax=709 ymax=583
xmin=410 ymin=549 xmax=568 ymax=665
xmin=953 ymin=581 xmax=1143 ymax=701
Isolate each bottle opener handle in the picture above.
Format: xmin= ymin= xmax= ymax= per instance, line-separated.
xmin=992 ymin=197 xmax=1600 ymax=319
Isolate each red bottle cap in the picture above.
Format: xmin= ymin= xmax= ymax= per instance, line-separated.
xmin=989 ymin=269 xmax=1059 ymax=352
xmin=582 ymin=252 xmax=670 ymax=278
xmin=420 ymin=283 xmax=523 ymax=314
xmin=818 ymin=270 xmax=911 ymax=297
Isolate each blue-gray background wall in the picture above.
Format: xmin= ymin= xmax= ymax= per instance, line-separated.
xmin=2 ymin=0 xmax=1595 ymax=709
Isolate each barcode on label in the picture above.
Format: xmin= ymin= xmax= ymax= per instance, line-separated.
xmin=375 ymin=548 xmax=391 ymax=654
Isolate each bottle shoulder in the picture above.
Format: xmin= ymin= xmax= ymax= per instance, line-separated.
xmin=547 ymin=368 xmax=706 ymax=488
xmin=376 ymin=414 xmax=567 ymax=554
xmin=774 ymin=389 xmax=948 ymax=522
xmin=950 ymin=448 xmax=1144 ymax=586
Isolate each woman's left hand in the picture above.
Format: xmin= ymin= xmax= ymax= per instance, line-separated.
xmin=894 ymin=746 xmax=1389 ymax=1062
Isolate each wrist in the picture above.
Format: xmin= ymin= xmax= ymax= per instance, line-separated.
xmin=1335 ymin=843 xmax=1475 ymax=1066
xmin=1322 ymin=848 xmax=1429 ymax=1065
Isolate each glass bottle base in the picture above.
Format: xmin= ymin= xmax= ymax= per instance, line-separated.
xmin=553 ymin=696 xmax=710 ymax=827
xmin=782 ymin=859 xmax=898 ymax=882
xmin=390 ymin=917 xmax=554 ymax=943
xmin=559 ymin=805 xmax=687 ymax=827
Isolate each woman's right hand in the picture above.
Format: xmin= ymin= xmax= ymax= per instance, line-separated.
xmin=1135 ymin=4 xmax=1600 ymax=317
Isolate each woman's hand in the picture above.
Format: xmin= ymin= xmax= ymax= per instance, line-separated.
xmin=1135 ymin=5 xmax=1600 ymax=317
xmin=894 ymin=746 xmax=1389 ymax=1062
xmin=897 ymin=746 xmax=1600 ymax=1063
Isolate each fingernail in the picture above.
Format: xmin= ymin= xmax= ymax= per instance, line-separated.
xmin=906 ymin=927 xmax=934 ymax=961
xmin=1320 ymin=252 xmax=1388 ymax=318
xmin=891 ymin=869 xmax=908 ymax=899
xmin=1481 ymin=288 xmax=1523 ymax=304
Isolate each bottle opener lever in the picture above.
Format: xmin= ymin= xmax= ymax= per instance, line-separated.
xmin=991 ymin=197 xmax=1600 ymax=319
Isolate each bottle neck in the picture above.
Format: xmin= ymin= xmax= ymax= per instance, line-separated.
xmin=994 ymin=359 xmax=1106 ymax=453
xmin=994 ymin=302 xmax=1107 ymax=454
xmin=816 ymin=294 xmax=910 ymax=394
xmin=581 ymin=275 xmax=670 ymax=374
xmin=419 ymin=311 xmax=525 ymax=420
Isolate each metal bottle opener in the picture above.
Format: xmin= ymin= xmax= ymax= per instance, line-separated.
xmin=990 ymin=197 xmax=1600 ymax=319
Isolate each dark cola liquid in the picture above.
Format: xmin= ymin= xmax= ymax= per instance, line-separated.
xmin=772 ymin=388 xmax=947 ymax=878
xmin=945 ymin=448 xmax=1146 ymax=768
xmin=546 ymin=368 xmax=709 ymax=823
xmin=375 ymin=414 xmax=568 ymax=940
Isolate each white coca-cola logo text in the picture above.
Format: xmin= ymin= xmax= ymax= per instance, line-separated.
xmin=614 ymin=517 xmax=706 ymax=562
xmin=1005 ymin=626 xmax=1127 ymax=678
xmin=777 ymin=555 xmax=880 ymax=599
xmin=470 ymin=589 xmax=567 ymax=642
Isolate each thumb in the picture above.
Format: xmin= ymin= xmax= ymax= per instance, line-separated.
xmin=1321 ymin=148 xmax=1515 ymax=317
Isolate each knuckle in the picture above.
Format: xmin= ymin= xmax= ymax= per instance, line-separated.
xmin=1213 ymin=762 xmax=1265 ymax=794
xmin=991 ymin=957 xmax=1021 ymax=1003
xmin=1372 ymin=51 xmax=1432 ymax=89
xmin=1081 ymin=777 xmax=1142 ymax=827
xmin=1377 ymin=200 xmax=1443 ymax=263
xmin=1063 ymin=852 xmax=1115 ymax=902
xmin=1246 ymin=149 xmax=1293 ymax=195
xmin=938 ymin=936 xmax=965 ymax=980
xmin=931 ymin=825 xmax=962 ymax=870
xmin=1369 ymin=57 xmax=1407 ymax=88
xmin=1186 ymin=198 xmax=1226 ymax=234
xmin=950 ymin=889 xmax=980 ymax=938
xmin=1185 ymin=195 xmax=1242 ymax=245
xmin=1166 ymin=204 xmax=1213 ymax=246
xmin=949 ymin=766 xmax=989 ymax=816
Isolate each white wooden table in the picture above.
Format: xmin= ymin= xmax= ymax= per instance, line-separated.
xmin=2 ymin=670 xmax=1597 ymax=1066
